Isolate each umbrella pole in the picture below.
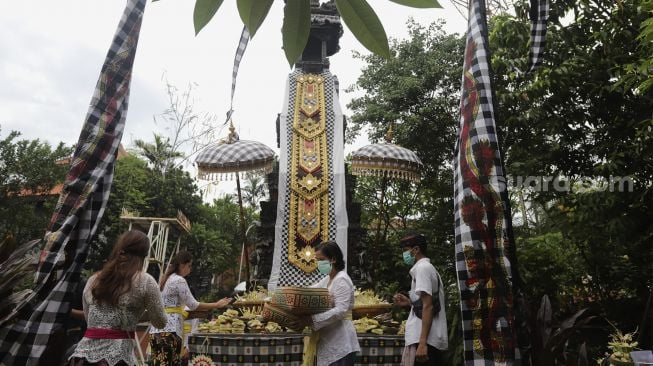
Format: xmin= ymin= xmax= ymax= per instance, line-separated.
xmin=372 ymin=176 xmax=388 ymax=282
xmin=235 ymin=173 xmax=250 ymax=288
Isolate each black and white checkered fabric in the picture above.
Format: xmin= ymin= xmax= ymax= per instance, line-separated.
xmin=275 ymin=71 xmax=339 ymax=287
xmin=453 ymin=0 xmax=520 ymax=364
xmin=352 ymin=143 xmax=422 ymax=164
xmin=188 ymin=333 xmax=304 ymax=365
xmin=352 ymin=143 xmax=423 ymax=168
xmin=224 ymin=26 xmax=250 ymax=124
xmin=196 ymin=140 xmax=275 ymax=174
xmin=0 ymin=0 xmax=144 ymax=363
xmin=527 ymin=0 xmax=549 ymax=73
xmin=351 ymin=142 xmax=423 ymax=180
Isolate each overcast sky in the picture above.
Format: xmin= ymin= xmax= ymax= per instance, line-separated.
xmin=0 ymin=1 xmax=466 ymax=195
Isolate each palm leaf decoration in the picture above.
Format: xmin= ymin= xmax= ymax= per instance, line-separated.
xmin=0 ymin=236 xmax=40 ymax=326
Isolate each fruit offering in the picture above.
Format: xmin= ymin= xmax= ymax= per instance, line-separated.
xmin=234 ymin=286 xmax=268 ymax=303
xmin=354 ymin=289 xmax=389 ymax=306
xmin=195 ymin=307 xmax=293 ymax=334
xmin=353 ymin=317 xmax=380 ymax=334
xmin=353 ymin=313 xmax=402 ymax=335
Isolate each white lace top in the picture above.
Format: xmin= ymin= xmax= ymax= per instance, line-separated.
xmin=70 ymin=272 xmax=167 ymax=366
xmin=149 ymin=273 xmax=200 ymax=339
xmin=311 ymin=271 xmax=361 ymax=366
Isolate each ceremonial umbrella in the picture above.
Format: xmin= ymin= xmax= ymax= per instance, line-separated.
xmin=350 ymin=143 xmax=423 ymax=182
xmin=196 ymin=121 xmax=275 ymax=285
xmin=350 ymin=127 xmax=423 ymax=279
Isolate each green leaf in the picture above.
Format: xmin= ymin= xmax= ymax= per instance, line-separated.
xmin=282 ymin=0 xmax=311 ymax=67
xmin=387 ymin=0 xmax=441 ymax=8
xmin=237 ymin=0 xmax=274 ymax=37
xmin=335 ymin=0 xmax=391 ymax=59
xmin=193 ymin=0 xmax=224 ymax=36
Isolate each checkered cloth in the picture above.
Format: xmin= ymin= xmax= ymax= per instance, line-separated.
xmin=188 ymin=334 xmax=403 ymax=366
xmin=351 ymin=143 xmax=422 ymax=166
xmin=527 ymin=0 xmax=549 ymax=73
xmin=0 ymin=0 xmax=145 ymax=364
xmin=195 ymin=139 xmax=275 ymax=177
xmin=225 ymin=26 xmax=250 ymax=124
xmin=188 ymin=333 xmax=304 ymax=365
xmin=269 ymin=71 xmax=344 ymax=288
xmin=350 ymin=142 xmax=423 ymax=181
xmin=356 ymin=335 xmax=404 ymax=365
xmin=453 ymin=0 xmax=520 ymax=364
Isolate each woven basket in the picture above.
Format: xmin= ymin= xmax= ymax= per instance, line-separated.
xmin=352 ymin=304 xmax=392 ymax=319
xmin=261 ymin=303 xmax=302 ymax=330
xmin=272 ymin=287 xmax=331 ymax=315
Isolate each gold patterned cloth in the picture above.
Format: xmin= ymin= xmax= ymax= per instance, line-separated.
xmin=269 ymin=70 xmax=349 ymax=289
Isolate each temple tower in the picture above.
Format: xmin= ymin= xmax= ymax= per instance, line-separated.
xmin=267 ymin=0 xmax=349 ymax=289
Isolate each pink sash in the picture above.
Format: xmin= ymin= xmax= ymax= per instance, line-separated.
xmin=84 ymin=328 xmax=135 ymax=339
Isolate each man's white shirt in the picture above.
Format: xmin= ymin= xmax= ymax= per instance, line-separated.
xmin=405 ymin=258 xmax=448 ymax=350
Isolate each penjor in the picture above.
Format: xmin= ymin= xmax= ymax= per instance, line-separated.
xmin=268 ymin=0 xmax=348 ymax=289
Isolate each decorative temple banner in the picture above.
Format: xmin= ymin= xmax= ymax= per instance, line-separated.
xmin=268 ymin=71 xmax=348 ymax=289
xmin=453 ymin=0 xmax=522 ymax=364
xmin=527 ymin=0 xmax=550 ymax=73
xmin=224 ymin=26 xmax=250 ymax=124
xmin=0 ymin=0 xmax=145 ymax=363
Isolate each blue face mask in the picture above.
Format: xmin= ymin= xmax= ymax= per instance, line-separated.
xmin=403 ymin=250 xmax=415 ymax=266
xmin=317 ymin=260 xmax=332 ymax=274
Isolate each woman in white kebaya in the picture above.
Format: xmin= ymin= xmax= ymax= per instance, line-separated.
xmin=305 ymin=241 xmax=360 ymax=366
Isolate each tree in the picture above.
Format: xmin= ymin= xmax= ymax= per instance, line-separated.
xmin=0 ymin=128 xmax=72 ymax=244
xmin=346 ymin=21 xmax=465 ymax=362
xmin=133 ymin=79 xmax=223 ymax=176
xmin=241 ymin=172 xmax=267 ymax=209
xmin=153 ymin=79 xmax=222 ymax=170
xmin=133 ymin=133 xmax=183 ymax=176
xmin=86 ymin=154 xmax=204 ymax=270
xmin=490 ymin=0 xmax=653 ymax=310
xmin=349 ymin=0 xmax=653 ymax=358
xmin=347 ymin=19 xmax=464 ymax=280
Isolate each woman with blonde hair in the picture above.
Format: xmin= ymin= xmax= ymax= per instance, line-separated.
xmin=149 ymin=250 xmax=231 ymax=365
xmin=68 ymin=230 xmax=167 ymax=366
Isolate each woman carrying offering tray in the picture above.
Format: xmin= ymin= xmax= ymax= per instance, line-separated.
xmin=302 ymin=241 xmax=361 ymax=366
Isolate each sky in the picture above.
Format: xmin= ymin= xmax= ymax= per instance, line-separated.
xmin=0 ymin=1 xmax=466 ymax=196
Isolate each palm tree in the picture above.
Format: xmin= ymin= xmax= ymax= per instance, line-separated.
xmin=241 ymin=172 xmax=267 ymax=209
xmin=133 ymin=134 xmax=184 ymax=176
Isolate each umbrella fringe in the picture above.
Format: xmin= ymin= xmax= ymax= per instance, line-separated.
xmin=197 ymin=164 xmax=274 ymax=182
xmin=350 ymin=166 xmax=420 ymax=182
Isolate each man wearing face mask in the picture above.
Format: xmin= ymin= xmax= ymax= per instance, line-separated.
xmin=393 ymin=233 xmax=448 ymax=366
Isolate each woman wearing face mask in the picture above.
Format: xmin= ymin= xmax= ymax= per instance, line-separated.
xmin=302 ymin=241 xmax=360 ymax=366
